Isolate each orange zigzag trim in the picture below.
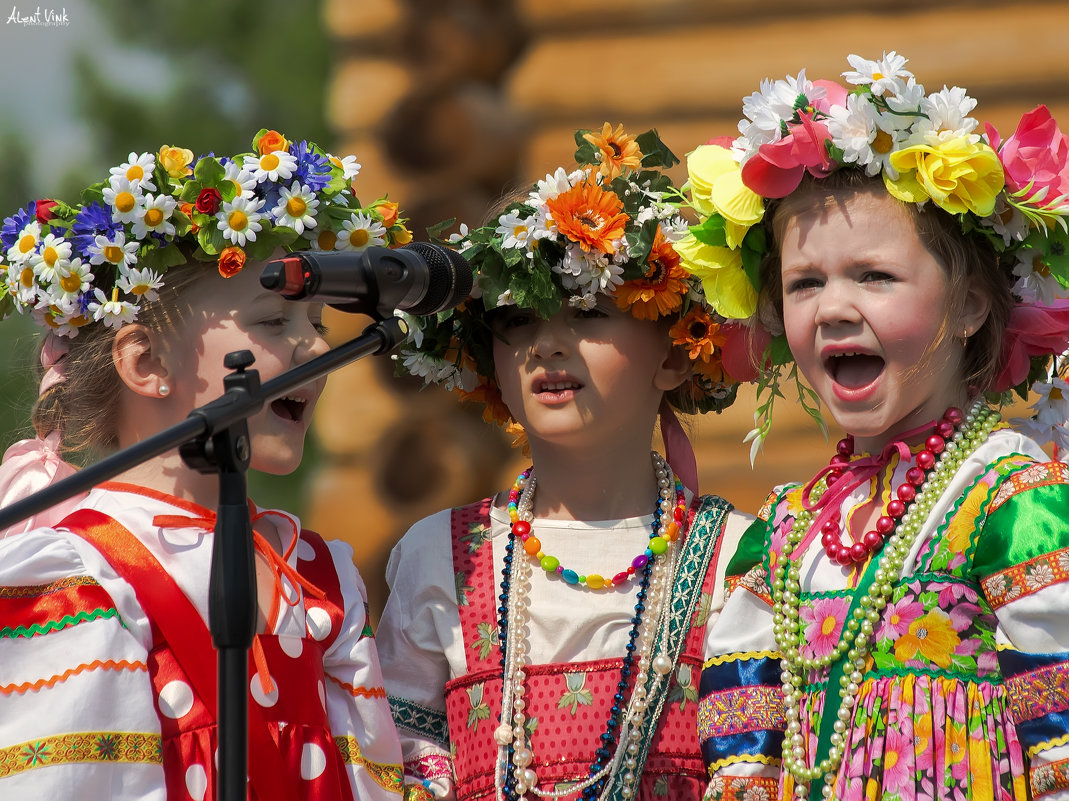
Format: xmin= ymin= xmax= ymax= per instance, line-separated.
xmin=0 ymin=659 xmax=147 ymax=696
xmin=327 ymin=674 xmax=387 ymax=699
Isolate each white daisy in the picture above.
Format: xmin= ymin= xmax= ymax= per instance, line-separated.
xmin=446 ymin=222 xmax=470 ymax=245
xmin=1013 ymin=251 xmax=1066 ymax=305
xmin=131 ymin=193 xmax=177 ymax=239
xmin=336 ymin=212 xmax=387 ymax=253
xmin=87 ymin=231 xmax=139 ymax=267
xmin=328 ymin=153 xmax=361 ymax=180
xmin=1030 ymin=377 xmax=1069 ymax=427
xmin=530 ymin=167 xmax=573 ymax=205
xmin=828 ymin=94 xmax=912 ymax=178
xmin=911 ymin=86 xmax=980 ymax=145
xmin=30 ymin=233 xmax=72 ymax=285
xmin=496 ymin=212 xmax=532 ymax=250
xmin=109 ymin=152 xmax=157 ymax=192
xmin=842 ymin=51 xmax=913 ymax=97
xmin=49 ymin=307 xmax=94 ymax=338
xmin=216 ymin=196 xmax=266 ymax=247
xmin=271 ymin=182 xmax=319 ymax=235
xmin=89 ymin=287 xmax=138 ymax=329
xmin=580 ymin=253 xmax=625 ymax=293
xmin=115 ymin=266 xmax=164 ymax=302
xmin=568 ymin=292 xmax=599 ymax=310
xmin=6 ymin=220 xmax=42 ymax=265
xmin=738 ymin=70 xmax=825 ymax=156
xmin=9 ymin=262 xmax=39 ymax=307
xmin=493 ymin=288 xmax=516 ymax=308
xmin=243 ymin=150 xmax=298 ymax=183
xmin=223 ymin=160 xmax=258 ymax=199
xmin=555 ymin=244 xmax=590 ymax=279
xmin=884 ymin=76 xmax=926 ymax=114
xmin=984 ymin=197 xmax=1030 ymax=247
xmin=49 ymin=258 xmax=93 ymax=304
xmin=659 ymin=214 xmax=690 ymax=242
xmin=102 ymin=177 xmax=145 ymax=224
xmin=399 ymin=349 xmax=451 ymax=384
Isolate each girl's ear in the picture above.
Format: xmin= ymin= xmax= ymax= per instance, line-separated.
xmin=112 ymin=324 xmax=169 ymax=398
xmin=960 ymin=282 xmax=992 ymax=340
xmin=654 ymin=342 xmax=694 ymax=393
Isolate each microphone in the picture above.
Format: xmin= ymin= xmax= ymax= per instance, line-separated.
xmin=260 ymin=242 xmax=473 ymax=318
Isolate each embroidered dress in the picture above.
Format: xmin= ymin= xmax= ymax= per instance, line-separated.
xmin=0 ymin=482 xmax=403 ymax=800
xmin=698 ymin=428 xmax=1069 ymax=801
xmin=378 ymin=493 xmax=752 ymax=801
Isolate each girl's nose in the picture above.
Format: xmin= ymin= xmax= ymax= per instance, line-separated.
xmin=531 ymin=316 xmax=570 ymax=360
xmin=814 ymin=280 xmax=861 ymax=327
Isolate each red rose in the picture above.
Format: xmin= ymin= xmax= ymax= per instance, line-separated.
xmin=195 ymin=187 xmax=223 ymax=215
xmin=35 ymin=199 xmax=59 ymax=223
xmin=217 ymin=246 xmax=247 ymax=278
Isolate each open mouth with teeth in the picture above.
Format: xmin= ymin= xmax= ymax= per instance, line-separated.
xmin=270 ymin=394 xmax=310 ymax=423
xmin=825 ymin=351 xmax=885 ymax=390
xmin=533 ymin=378 xmax=583 ymax=402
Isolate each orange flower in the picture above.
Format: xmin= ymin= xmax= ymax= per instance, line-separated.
xmin=257 ymin=130 xmax=289 ymax=155
xmin=459 ymin=381 xmax=513 ymax=426
xmin=614 ymin=227 xmax=688 ymax=320
xmin=545 ymin=175 xmax=627 ymax=255
xmin=372 ymin=200 xmax=400 ymax=228
xmin=670 ymin=306 xmax=725 ymax=363
xmin=217 ymin=245 xmax=247 ymax=278
xmin=583 ymin=122 xmax=642 ymax=180
xmin=893 ymin=608 xmax=960 ymax=668
xmin=179 ymin=202 xmax=199 ymax=234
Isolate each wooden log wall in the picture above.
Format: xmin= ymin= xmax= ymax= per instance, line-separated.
xmin=315 ymin=0 xmax=1069 ymax=620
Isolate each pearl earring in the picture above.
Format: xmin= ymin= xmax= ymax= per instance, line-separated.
xmin=159 ymin=383 xmax=170 ymax=397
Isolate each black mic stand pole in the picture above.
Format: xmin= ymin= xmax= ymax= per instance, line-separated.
xmin=0 ymin=316 xmax=408 ymax=801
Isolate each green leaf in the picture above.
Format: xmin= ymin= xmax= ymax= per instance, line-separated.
xmin=689 ymin=214 xmax=728 ymax=247
xmin=139 ymin=243 xmax=188 ymax=271
xmin=573 ymin=129 xmax=598 ymax=166
xmin=636 ymin=129 xmax=679 ymax=169
xmin=426 ymin=217 xmax=458 ymax=244
xmin=625 ymin=216 xmax=659 ymax=267
xmin=766 ymin=335 xmax=794 ymax=366
xmin=740 ymin=225 xmax=768 ymax=290
xmin=193 ymin=155 xmax=225 ymax=187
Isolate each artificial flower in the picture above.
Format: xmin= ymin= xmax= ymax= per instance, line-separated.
xmin=841 ymin=51 xmax=912 ymax=97
xmin=371 ymin=199 xmax=399 ymax=228
xmin=222 ymin=160 xmax=257 ymax=200
xmin=614 ymin=227 xmax=687 ymax=320
xmin=115 ymin=266 xmax=164 ymax=301
xmin=256 ymin=130 xmax=289 ymax=155
xmin=87 ymin=231 xmax=138 ymax=267
xmin=243 ymin=150 xmax=298 ymax=183
xmin=885 ymin=137 xmax=1004 ymax=216
xmin=272 ymin=182 xmax=319 ymax=235
xmin=34 ymin=200 xmax=59 ymax=224
xmin=328 ymin=153 xmax=361 ymax=180
xmin=685 ymin=144 xmax=764 ymax=248
xmin=674 ymin=234 xmax=757 ymax=319
xmin=583 ymin=122 xmax=642 ymax=180
xmin=669 ymin=307 xmax=724 ymax=362
xmin=109 ymin=152 xmax=157 ymax=192
xmin=994 ymin=297 xmax=1069 ymax=391
xmin=103 ymin=178 xmax=144 ymax=225
xmin=391 ymin=225 xmax=413 ymax=246
xmin=1029 ymin=377 xmax=1069 ymax=427
xmin=336 ymin=212 xmax=387 ymax=252
xmin=89 ymin=287 xmax=137 ymax=329
xmin=216 ymin=195 xmax=265 ymax=247
xmin=31 ymin=233 xmax=72 ymax=285
xmin=50 ymin=259 xmax=93 ymax=304
xmin=986 ymin=105 xmax=1069 ymax=222
xmin=545 ymin=175 xmax=627 ymax=255
xmin=496 ymin=211 xmax=532 ymax=250
xmin=6 ymin=219 xmax=41 ymax=265
xmin=217 ymin=246 xmax=247 ymax=279
xmin=158 ymin=145 xmax=194 ymax=178
xmin=131 ymin=193 xmax=177 ymax=239
xmin=195 ymin=187 xmax=223 ymax=216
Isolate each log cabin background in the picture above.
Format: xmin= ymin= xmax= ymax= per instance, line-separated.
xmin=312 ymin=0 xmax=1068 ymax=621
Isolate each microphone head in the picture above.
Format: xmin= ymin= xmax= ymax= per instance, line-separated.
xmin=401 ymin=242 xmax=474 ymax=315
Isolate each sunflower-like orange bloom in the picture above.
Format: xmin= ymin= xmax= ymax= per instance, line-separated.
xmin=459 ymin=380 xmax=513 ymax=427
xmin=545 ymin=175 xmax=627 ymax=255
xmin=614 ymin=227 xmax=688 ymax=320
xmin=584 ymin=123 xmax=642 ymax=180
xmin=670 ymin=306 xmax=725 ymax=363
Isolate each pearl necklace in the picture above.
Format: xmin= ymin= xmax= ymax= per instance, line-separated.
xmin=772 ymin=400 xmax=1000 ymax=799
xmin=494 ymin=453 xmax=683 ymax=801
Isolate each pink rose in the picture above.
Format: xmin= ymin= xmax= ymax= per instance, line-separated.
xmin=741 ymin=79 xmax=848 ymax=198
xmin=986 ymin=105 xmax=1069 ymax=207
xmin=993 ymin=297 xmax=1069 ymax=391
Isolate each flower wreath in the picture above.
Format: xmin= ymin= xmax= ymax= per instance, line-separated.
xmin=675 ymin=52 xmax=1069 ymax=460
xmin=0 ymin=128 xmax=411 ymax=336
xmin=395 ymin=123 xmax=743 ymax=438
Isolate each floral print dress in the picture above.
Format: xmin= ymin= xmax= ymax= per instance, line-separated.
xmin=697 ymin=428 xmax=1069 ymax=801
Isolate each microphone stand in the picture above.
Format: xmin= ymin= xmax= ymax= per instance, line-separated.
xmin=0 ymin=316 xmax=408 ymax=801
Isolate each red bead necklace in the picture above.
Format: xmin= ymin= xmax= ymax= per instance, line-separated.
xmin=819 ymin=406 xmax=964 ymax=566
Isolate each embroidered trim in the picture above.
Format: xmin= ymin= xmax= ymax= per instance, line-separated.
xmin=1033 ymin=756 xmax=1069 ymax=799
xmin=982 ymin=547 xmax=1069 ymax=609
xmin=0 ymin=575 xmax=99 ymax=598
xmin=697 ymin=685 xmax=785 ymax=740
xmin=707 ymin=774 xmax=780 ymax=800
xmin=705 ymin=752 xmax=781 ymax=773
xmin=404 ymin=785 xmax=435 ymax=801
xmin=0 ymin=608 xmax=121 ymax=640
xmin=1026 ymin=733 xmax=1069 ymax=760
xmin=991 ymin=461 xmax=1069 ymax=511
xmin=0 ymin=731 xmax=161 ymax=777
xmin=388 ymin=694 xmax=450 ymax=747
xmin=327 ymin=674 xmax=388 ymax=699
xmin=333 ymin=735 xmax=404 ymax=794
xmin=0 ymin=659 xmax=147 ymax=696
xmin=412 ymin=752 xmax=453 ymax=781
xmin=702 ymin=651 xmax=780 ymax=670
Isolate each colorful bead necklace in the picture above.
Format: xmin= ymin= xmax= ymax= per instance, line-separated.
xmin=494 ymin=452 xmax=685 ymax=801
xmin=771 ymin=401 xmax=1000 ymax=800
xmin=506 ymin=458 xmax=687 ymax=591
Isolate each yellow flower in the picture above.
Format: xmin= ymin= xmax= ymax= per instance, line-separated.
xmin=390 ymin=224 xmax=413 ymax=246
xmin=686 ymin=144 xmax=764 ymax=248
xmin=674 ymin=233 xmax=757 ymax=319
xmin=893 ymin=608 xmax=960 ymax=668
xmin=885 ymin=137 xmax=1004 ymax=216
xmin=158 ymin=145 xmax=194 ymax=178
xmin=944 ymin=482 xmax=986 ymax=554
